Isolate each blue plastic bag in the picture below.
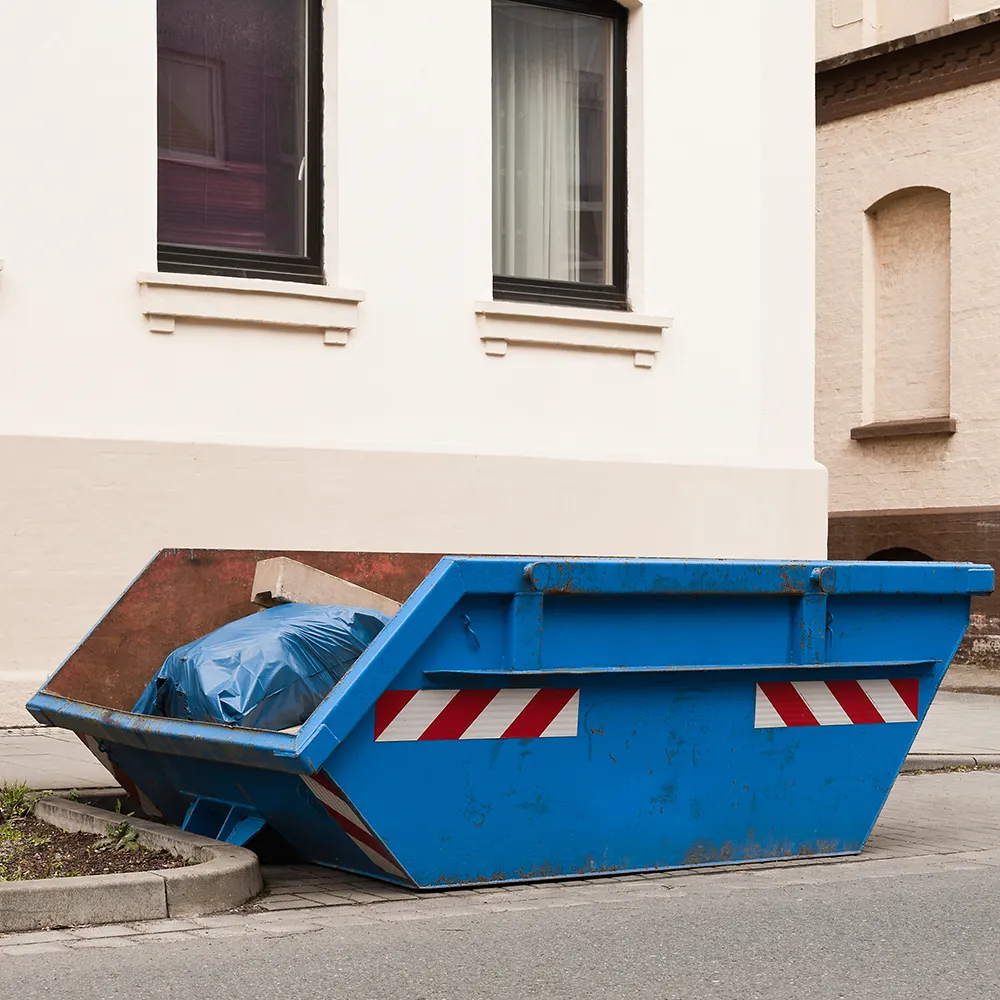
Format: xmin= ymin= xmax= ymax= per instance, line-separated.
xmin=132 ymin=604 xmax=390 ymax=731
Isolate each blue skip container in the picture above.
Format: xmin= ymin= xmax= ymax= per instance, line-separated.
xmin=28 ymin=552 xmax=993 ymax=888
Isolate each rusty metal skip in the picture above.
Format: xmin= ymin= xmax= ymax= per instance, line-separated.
xmin=27 ymin=553 xmax=993 ymax=888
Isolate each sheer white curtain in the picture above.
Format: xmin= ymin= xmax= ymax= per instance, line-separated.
xmin=492 ymin=3 xmax=582 ymax=282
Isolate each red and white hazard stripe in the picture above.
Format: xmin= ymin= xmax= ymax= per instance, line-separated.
xmin=755 ymin=678 xmax=919 ymax=729
xmin=77 ymin=733 xmax=163 ymax=817
xmin=301 ymin=772 xmax=408 ymax=881
xmin=373 ymin=688 xmax=580 ymax=742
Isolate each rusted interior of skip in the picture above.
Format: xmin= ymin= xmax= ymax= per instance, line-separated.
xmin=43 ymin=549 xmax=444 ymax=712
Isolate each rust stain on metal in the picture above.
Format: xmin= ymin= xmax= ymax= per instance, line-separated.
xmin=43 ymin=549 xmax=445 ymax=712
xmin=682 ymin=841 xmax=735 ymax=866
xmin=815 ymin=839 xmax=845 ymax=854
xmin=432 ymin=857 xmax=643 ymax=887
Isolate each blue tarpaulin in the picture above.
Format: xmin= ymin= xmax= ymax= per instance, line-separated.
xmin=132 ymin=603 xmax=390 ymax=731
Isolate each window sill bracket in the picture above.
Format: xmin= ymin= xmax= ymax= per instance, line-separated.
xmin=475 ymin=300 xmax=672 ymax=368
xmin=137 ymin=272 xmax=365 ymax=346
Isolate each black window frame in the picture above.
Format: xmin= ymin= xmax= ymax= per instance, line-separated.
xmin=156 ymin=0 xmax=325 ymax=285
xmin=492 ymin=0 xmax=628 ymax=311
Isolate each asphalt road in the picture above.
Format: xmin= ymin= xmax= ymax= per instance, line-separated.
xmin=7 ymin=862 xmax=1000 ymax=1000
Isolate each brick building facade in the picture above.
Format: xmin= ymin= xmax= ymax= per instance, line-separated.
xmin=816 ymin=5 xmax=1000 ymax=661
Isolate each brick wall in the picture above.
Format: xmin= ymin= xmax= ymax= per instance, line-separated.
xmin=816 ymin=10 xmax=1000 ymax=664
xmin=817 ymin=77 xmax=1000 ymax=513
xmin=829 ymin=509 xmax=1000 ymax=663
xmin=869 ymin=187 xmax=951 ymax=422
xmin=817 ymin=14 xmax=1000 ymax=123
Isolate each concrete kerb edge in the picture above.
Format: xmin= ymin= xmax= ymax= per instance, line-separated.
xmin=902 ymin=753 xmax=1000 ymax=773
xmin=0 ymin=797 xmax=262 ymax=933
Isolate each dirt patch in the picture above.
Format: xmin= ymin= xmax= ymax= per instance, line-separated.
xmin=0 ymin=815 xmax=189 ymax=881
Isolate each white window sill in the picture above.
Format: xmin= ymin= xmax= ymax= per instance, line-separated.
xmin=137 ymin=272 xmax=365 ymax=346
xmin=474 ymin=300 xmax=672 ymax=368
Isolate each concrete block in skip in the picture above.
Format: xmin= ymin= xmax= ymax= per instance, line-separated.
xmin=251 ymin=557 xmax=401 ymax=616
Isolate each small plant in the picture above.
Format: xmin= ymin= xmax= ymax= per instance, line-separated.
xmin=66 ymin=789 xmax=80 ymax=802
xmin=0 ymin=824 xmax=23 ymax=844
xmin=0 ymin=781 xmax=34 ymax=824
xmin=95 ymin=819 xmax=141 ymax=852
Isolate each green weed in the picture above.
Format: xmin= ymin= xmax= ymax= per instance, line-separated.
xmin=0 ymin=781 xmax=33 ymax=824
xmin=95 ymin=820 xmax=141 ymax=852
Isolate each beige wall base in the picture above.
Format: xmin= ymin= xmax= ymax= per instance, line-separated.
xmin=0 ymin=435 xmax=827 ymax=725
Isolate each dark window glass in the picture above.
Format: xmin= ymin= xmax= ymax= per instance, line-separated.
xmin=492 ymin=0 xmax=627 ymax=309
xmin=157 ymin=0 xmax=322 ymax=282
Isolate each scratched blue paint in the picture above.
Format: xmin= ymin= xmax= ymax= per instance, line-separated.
xmin=27 ymin=557 xmax=994 ymax=888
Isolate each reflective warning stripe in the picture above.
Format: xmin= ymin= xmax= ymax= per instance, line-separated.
xmin=301 ymin=772 xmax=409 ymax=881
xmin=374 ymin=689 xmax=580 ymax=742
xmin=755 ymin=679 xmax=919 ymax=728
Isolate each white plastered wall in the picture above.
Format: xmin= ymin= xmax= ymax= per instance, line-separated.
xmin=0 ymin=0 xmax=824 ymax=723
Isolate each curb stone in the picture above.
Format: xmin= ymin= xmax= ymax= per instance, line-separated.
xmin=0 ymin=797 xmax=262 ymax=933
xmin=902 ymin=753 xmax=1000 ymax=772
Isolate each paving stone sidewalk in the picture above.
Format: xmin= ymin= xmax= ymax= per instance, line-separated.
xmin=910 ymin=690 xmax=1000 ymax=757
xmin=0 ymin=727 xmax=109 ymax=790
xmin=2 ymin=770 xmax=1000 ymax=954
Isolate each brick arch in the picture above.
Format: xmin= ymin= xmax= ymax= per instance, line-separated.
xmin=865 ymin=546 xmax=934 ymax=562
xmin=866 ymin=184 xmax=950 ymax=214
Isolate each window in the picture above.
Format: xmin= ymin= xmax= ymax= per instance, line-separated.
xmin=492 ymin=0 xmax=627 ymax=310
xmin=158 ymin=54 xmax=225 ymax=167
xmin=157 ymin=0 xmax=323 ymax=283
